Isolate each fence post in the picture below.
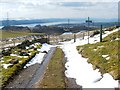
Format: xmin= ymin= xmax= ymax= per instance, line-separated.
xmin=100 ymin=25 xmax=103 ymax=42
xmin=74 ymin=34 xmax=76 ymax=42
xmin=83 ymin=32 xmax=84 ymax=39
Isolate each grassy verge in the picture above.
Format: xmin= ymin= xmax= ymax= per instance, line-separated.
xmin=0 ymin=41 xmax=42 ymax=88
xmin=39 ymin=48 xmax=66 ymax=88
xmin=0 ymin=53 xmax=36 ymax=88
xmin=0 ymin=30 xmax=44 ymax=39
xmin=77 ymin=30 xmax=120 ymax=80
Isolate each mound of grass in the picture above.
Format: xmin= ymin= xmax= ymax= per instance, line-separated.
xmin=77 ymin=30 xmax=120 ymax=80
xmin=39 ymin=48 xmax=66 ymax=88
xmin=103 ymin=30 xmax=119 ymax=42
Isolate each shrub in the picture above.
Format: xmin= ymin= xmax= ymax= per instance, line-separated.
xmin=2 ymin=50 xmax=11 ymax=56
xmin=17 ymin=40 xmax=32 ymax=49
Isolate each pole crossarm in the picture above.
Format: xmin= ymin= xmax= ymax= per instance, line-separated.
xmin=85 ymin=17 xmax=92 ymax=44
xmin=86 ymin=17 xmax=92 ymax=23
xmin=86 ymin=20 xmax=92 ymax=23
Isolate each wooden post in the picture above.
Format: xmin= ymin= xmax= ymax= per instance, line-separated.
xmin=74 ymin=34 xmax=76 ymax=42
xmin=47 ymin=35 xmax=50 ymax=44
xmin=100 ymin=25 xmax=103 ymax=42
xmin=83 ymin=32 xmax=84 ymax=39
xmin=13 ymin=40 xmax=15 ymax=46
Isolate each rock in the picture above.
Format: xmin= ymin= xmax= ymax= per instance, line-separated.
xmin=8 ymin=64 xmax=14 ymax=68
xmin=34 ymin=48 xmax=37 ymax=50
xmin=78 ymin=47 xmax=83 ymax=53
xmin=9 ymin=59 xmax=19 ymax=64
xmin=20 ymin=52 xmax=29 ymax=56
xmin=42 ymin=51 xmax=48 ymax=54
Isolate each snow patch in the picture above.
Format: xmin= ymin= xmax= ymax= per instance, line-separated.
xmin=2 ymin=64 xmax=13 ymax=69
xmin=98 ymin=46 xmax=104 ymax=48
xmin=93 ymin=49 xmax=97 ymax=51
xmin=106 ymin=57 xmax=110 ymax=60
xmin=102 ymin=55 xmax=109 ymax=58
xmin=1 ymin=60 xmax=4 ymax=62
xmin=115 ymin=38 xmax=120 ymax=40
xmin=62 ymin=32 xmax=73 ymax=35
xmin=24 ymin=43 xmax=53 ymax=68
xmin=10 ymin=54 xmax=18 ymax=56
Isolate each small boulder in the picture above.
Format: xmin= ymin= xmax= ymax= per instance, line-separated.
xmin=42 ymin=51 xmax=48 ymax=54
xmin=20 ymin=52 xmax=29 ymax=56
xmin=9 ymin=59 xmax=19 ymax=64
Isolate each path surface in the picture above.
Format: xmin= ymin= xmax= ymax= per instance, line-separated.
xmin=5 ymin=47 xmax=56 ymax=88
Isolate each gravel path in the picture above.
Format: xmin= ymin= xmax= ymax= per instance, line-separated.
xmin=5 ymin=63 xmax=40 ymax=88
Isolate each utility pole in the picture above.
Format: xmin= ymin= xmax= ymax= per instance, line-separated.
xmin=100 ymin=25 xmax=103 ymax=42
xmin=83 ymin=32 xmax=84 ymax=39
xmin=6 ymin=12 xmax=9 ymax=26
xmin=86 ymin=17 xmax=92 ymax=44
xmin=74 ymin=34 xmax=76 ymax=42
xmin=67 ymin=19 xmax=70 ymax=31
xmin=47 ymin=35 xmax=50 ymax=44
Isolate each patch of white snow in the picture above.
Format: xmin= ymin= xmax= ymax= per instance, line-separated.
xmin=2 ymin=64 xmax=13 ymax=69
xmin=24 ymin=43 xmax=53 ymax=68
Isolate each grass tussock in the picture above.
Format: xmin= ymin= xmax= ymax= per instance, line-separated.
xmin=39 ymin=48 xmax=66 ymax=88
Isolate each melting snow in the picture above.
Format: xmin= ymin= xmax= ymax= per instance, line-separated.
xmin=10 ymin=54 xmax=18 ymax=56
xmin=24 ymin=43 xmax=53 ymax=68
xmin=60 ymin=28 xmax=119 ymax=88
xmin=2 ymin=64 xmax=13 ymax=69
xmin=93 ymin=49 xmax=97 ymax=51
xmin=62 ymin=32 xmax=73 ymax=35
xmin=1 ymin=60 xmax=4 ymax=62
xmin=98 ymin=46 xmax=104 ymax=48
xmin=102 ymin=55 xmax=110 ymax=60
xmin=4 ymin=43 xmax=21 ymax=48
xmin=106 ymin=57 xmax=110 ymax=60
xmin=115 ymin=38 xmax=120 ymax=40
xmin=102 ymin=55 xmax=109 ymax=58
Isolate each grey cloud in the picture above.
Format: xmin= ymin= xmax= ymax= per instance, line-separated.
xmin=59 ymin=2 xmax=96 ymax=7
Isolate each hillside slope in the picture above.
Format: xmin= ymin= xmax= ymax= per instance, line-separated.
xmin=77 ymin=30 xmax=120 ymax=80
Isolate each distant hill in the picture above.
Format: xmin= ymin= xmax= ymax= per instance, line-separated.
xmin=2 ymin=26 xmax=31 ymax=32
xmin=1 ymin=18 xmax=118 ymax=26
xmin=32 ymin=25 xmax=65 ymax=34
xmin=1 ymin=20 xmax=46 ymax=26
xmin=1 ymin=20 xmax=117 ymax=35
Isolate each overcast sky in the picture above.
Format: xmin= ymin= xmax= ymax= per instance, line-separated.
xmin=0 ymin=0 xmax=119 ymax=20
